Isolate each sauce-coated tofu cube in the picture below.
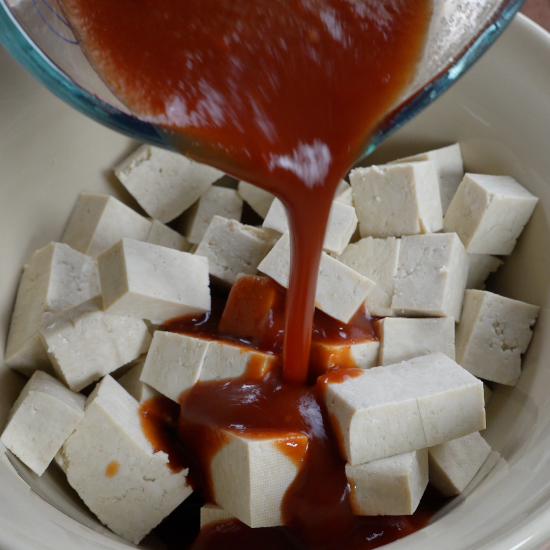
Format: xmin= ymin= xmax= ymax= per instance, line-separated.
xmin=114 ymin=145 xmax=224 ymax=223
xmin=258 ymin=232 xmax=375 ymax=323
xmin=428 ymin=432 xmax=491 ymax=496
xmin=38 ymin=296 xmax=152 ymax=392
xmin=346 ymin=449 xmax=428 ymax=515
xmin=98 ymin=238 xmax=211 ymax=323
xmin=350 ymin=162 xmax=443 ymax=238
xmin=1 ymin=371 xmax=85 ymax=475
xmin=61 ymin=193 xmax=152 ymax=258
xmin=310 ymin=340 xmax=379 ymax=376
xmin=456 ymin=290 xmax=539 ymax=385
xmin=200 ymin=504 xmax=236 ymax=528
xmin=56 ymin=376 xmax=192 ymax=544
xmin=391 ymin=233 xmax=468 ymax=321
xmin=444 ymin=174 xmax=538 ymax=255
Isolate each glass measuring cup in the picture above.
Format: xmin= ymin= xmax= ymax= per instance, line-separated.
xmin=0 ymin=0 xmax=525 ymax=156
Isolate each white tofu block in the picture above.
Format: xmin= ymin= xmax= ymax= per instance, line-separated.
xmin=263 ymin=198 xmax=357 ymax=256
xmin=377 ymin=317 xmax=455 ymax=366
xmin=444 ymin=174 xmax=538 ymax=255
xmin=180 ymin=186 xmax=243 ymax=245
xmin=386 ymin=353 xmax=486 ymax=447
xmin=146 ymin=219 xmax=190 ymax=251
xmin=98 ymin=238 xmax=211 ymax=323
xmin=1 ymin=371 xmax=85 ymax=475
xmin=466 ymin=254 xmax=504 ymax=290
xmin=391 ymin=233 xmax=469 ymax=321
xmin=210 ymin=429 xmax=307 ymax=527
xmin=195 ymin=216 xmax=276 ymax=287
xmin=311 ymin=340 xmax=379 ymax=372
xmin=61 ymin=193 xmax=152 ymax=258
xmin=56 ymin=376 xmax=192 ymax=544
xmin=483 ymin=383 xmax=493 ymax=406
xmin=350 ymin=162 xmax=443 ymax=238
xmin=140 ymin=331 xmax=209 ymax=402
xmin=428 ymin=432 xmax=491 ymax=496
xmin=455 ymin=290 xmax=540 ymax=385
xmin=334 ymin=186 xmax=354 ymax=207
xmin=390 ymin=144 xmax=464 ymax=214
xmin=258 ymin=232 xmax=375 ymax=323
xmin=114 ymin=145 xmax=224 ymax=223
xmin=237 ymin=181 xmax=275 ymax=219
xmin=325 ymin=366 xmax=428 ymax=465
xmin=200 ymin=504 xmax=236 ymax=528
xmin=117 ymin=359 xmax=160 ymax=402
xmin=5 ymin=242 xmax=100 ymax=375
xmin=38 ymin=296 xmax=152 ymax=392
xmin=337 ymin=237 xmax=400 ymax=317
xmin=346 ymin=449 xmax=428 ymax=515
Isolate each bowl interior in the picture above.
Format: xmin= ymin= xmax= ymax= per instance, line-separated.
xmin=2 ymin=13 xmax=550 ymax=550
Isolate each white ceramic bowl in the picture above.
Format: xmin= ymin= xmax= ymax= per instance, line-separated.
xmin=1 ymin=13 xmax=550 ymax=550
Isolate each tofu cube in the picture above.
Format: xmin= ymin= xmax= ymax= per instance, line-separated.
xmin=146 ymin=220 xmax=189 ymax=251
xmin=466 ymin=254 xmax=503 ymax=290
xmin=180 ymin=186 xmax=243 ymax=245
xmin=455 ymin=290 xmax=539 ymax=385
xmin=237 ymin=181 xmax=275 ymax=219
xmin=325 ymin=366 xmax=428 ymax=465
xmin=5 ymin=242 xmax=100 ymax=375
xmin=386 ymin=353 xmax=485 ymax=447
xmin=390 ymin=144 xmax=464 ymax=214
xmin=310 ymin=340 xmax=379 ymax=376
xmin=195 ymin=216 xmax=277 ymax=287
xmin=377 ymin=317 xmax=455 ymax=366
xmin=428 ymin=432 xmax=491 ymax=496
xmin=210 ymin=429 xmax=307 ymax=527
xmin=56 ymin=375 xmax=192 ymax=544
xmin=346 ymin=449 xmax=428 ymax=515
xmin=98 ymin=238 xmax=210 ymax=323
xmin=391 ymin=233 xmax=469 ymax=321
xmin=444 ymin=174 xmax=538 ymax=255
xmin=337 ymin=237 xmax=401 ymax=317
xmin=350 ymin=162 xmax=443 ymax=238
xmin=117 ymin=359 xmax=160 ymax=402
xmin=1 ymin=370 xmax=85 ymax=475
xmin=38 ymin=296 xmax=152 ymax=392
xmin=483 ymin=383 xmax=493 ymax=406
xmin=258 ymin=232 xmax=375 ymax=323
xmin=334 ymin=180 xmax=354 ymax=207
xmin=200 ymin=504 xmax=236 ymax=528
xmin=61 ymin=193 xmax=152 ymax=258
xmin=263 ymin=198 xmax=358 ymax=256
xmin=114 ymin=145 xmax=224 ymax=223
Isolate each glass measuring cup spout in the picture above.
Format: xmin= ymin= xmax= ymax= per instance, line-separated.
xmin=0 ymin=0 xmax=526 ymax=159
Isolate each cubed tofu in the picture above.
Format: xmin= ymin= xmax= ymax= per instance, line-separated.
xmin=210 ymin=429 xmax=307 ymax=528
xmin=38 ymin=296 xmax=152 ymax=392
xmin=428 ymin=432 xmax=491 ymax=497
xmin=310 ymin=340 xmax=379 ymax=375
xmin=237 ymin=181 xmax=275 ymax=219
xmin=455 ymin=290 xmax=539 ymax=385
xmin=386 ymin=354 xmax=485 ymax=447
xmin=377 ymin=317 xmax=455 ymax=366
xmin=263 ymin=198 xmax=357 ymax=256
xmin=114 ymin=145 xmax=224 ymax=223
xmin=61 ymin=193 xmax=152 ymax=258
xmin=334 ymin=180 xmax=354 ymax=207
xmin=200 ymin=504 xmax=236 ymax=528
xmin=195 ymin=216 xmax=277 ymax=287
xmin=346 ymin=449 xmax=428 ymax=515
xmin=350 ymin=162 xmax=443 ymax=238
xmin=390 ymin=144 xmax=464 ymax=214
xmin=117 ymin=359 xmax=160 ymax=403
xmin=444 ymin=174 xmax=538 ymax=255
xmin=483 ymin=383 xmax=493 ymax=406
xmin=391 ymin=233 xmax=469 ymax=321
xmin=466 ymin=254 xmax=504 ymax=290
xmin=146 ymin=220 xmax=189 ymax=251
xmin=1 ymin=370 xmax=85 ymax=475
xmin=98 ymin=238 xmax=210 ymax=323
xmin=5 ymin=242 xmax=100 ymax=375
xmin=141 ymin=331 xmax=276 ymax=402
xmin=337 ymin=237 xmax=401 ymax=317
xmin=56 ymin=376 xmax=192 ymax=544
xmin=258 ymin=232 xmax=375 ymax=323
xmin=180 ymin=186 xmax=243 ymax=245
